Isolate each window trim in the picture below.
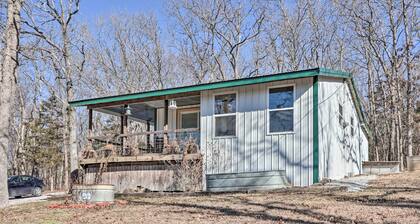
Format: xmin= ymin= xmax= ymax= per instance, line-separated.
xmin=177 ymin=108 xmax=200 ymax=129
xmin=213 ymin=91 xmax=238 ymax=138
xmin=266 ymin=84 xmax=295 ymax=135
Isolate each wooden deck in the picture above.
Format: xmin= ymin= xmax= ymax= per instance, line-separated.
xmin=79 ymin=153 xmax=202 ymax=165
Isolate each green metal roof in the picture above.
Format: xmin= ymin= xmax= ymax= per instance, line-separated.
xmin=69 ymin=67 xmax=350 ymax=107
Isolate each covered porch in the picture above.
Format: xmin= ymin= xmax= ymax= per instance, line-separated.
xmin=79 ymin=92 xmax=202 ymax=165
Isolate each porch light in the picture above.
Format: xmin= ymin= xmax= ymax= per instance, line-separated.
xmin=124 ymin=105 xmax=132 ymax=116
xmin=168 ymin=100 xmax=177 ymax=110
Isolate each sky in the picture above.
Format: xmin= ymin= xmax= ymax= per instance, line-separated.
xmin=78 ymin=0 xmax=168 ymax=29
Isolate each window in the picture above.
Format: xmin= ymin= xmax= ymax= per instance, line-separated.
xmin=268 ymin=86 xmax=294 ymax=133
xmin=214 ymin=93 xmax=236 ymax=137
xmin=350 ymin=117 xmax=354 ymax=136
xmin=180 ymin=111 xmax=199 ymax=129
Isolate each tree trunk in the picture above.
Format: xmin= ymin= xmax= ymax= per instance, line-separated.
xmin=62 ymin=106 xmax=69 ymax=190
xmin=402 ymin=0 xmax=414 ymax=157
xmin=69 ymin=109 xmax=78 ymax=172
xmin=50 ymin=169 xmax=54 ymax=192
xmin=0 ymin=0 xmax=22 ymax=208
xmin=13 ymin=88 xmax=26 ymax=175
xmin=62 ymin=25 xmax=78 ymax=189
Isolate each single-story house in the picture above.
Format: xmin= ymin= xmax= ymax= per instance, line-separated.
xmin=70 ymin=68 xmax=369 ymax=192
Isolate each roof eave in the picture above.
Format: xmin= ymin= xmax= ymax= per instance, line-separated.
xmin=69 ymin=67 xmax=351 ymax=107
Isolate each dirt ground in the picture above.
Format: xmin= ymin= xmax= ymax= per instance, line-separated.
xmin=1 ymin=171 xmax=419 ymax=224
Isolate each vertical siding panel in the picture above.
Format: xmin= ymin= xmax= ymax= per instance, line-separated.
xmin=224 ymin=138 xmax=228 ymax=173
xmin=232 ymin=138 xmax=238 ymax=173
xmin=272 ymin=135 xmax=279 ymax=170
xmin=300 ymin=79 xmax=309 ymax=186
xmin=216 ymin=139 xmax=221 ymax=173
xmin=200 ymin=92 xmax=207 ymax=174
xmin=229 ymin=138 xmax=235 ymax=173
xmin=244 ymin=89 xmax=251 ymax=172
xmin=292 ymin=80 xmax=300 ymax=186
xmin=273 ymin=135 xmax=286 ymax=170
xmin=267 ymin=83 xmax=274 ymax=171
xmin=207 ymin=91 xmax=214 ymax=174
xmin=307 ymin=78 xmax=312 ymax=186
xmin=238 ymin=88 xmax=245 ymax=173
xmin=225 ymin=138 xmax=230 ymax=173
xmin=264 ymin=136 xmax=271 ymax=171
xmin=242 ymin=88 xmax=247 ymax=172
xmin=291 ymin=134 xmax=296 ymax=185
xmin=300 ymin=79 xmax=305 ymax=186
xmin=251 ymin=85 xmax=258 ymax=172
xmin=286 ymin=134 xmax=294 ymax=185
xmin=308 ymin=78 xmax=313 ymax=185
xmin=220 ymin=139 xmax=225 ymax=173
xmin=258 ymin=84 xmax=265 ymax=171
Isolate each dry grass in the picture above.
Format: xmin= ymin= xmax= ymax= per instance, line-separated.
xmin=1 ymin=171 xmax=419 ymax=224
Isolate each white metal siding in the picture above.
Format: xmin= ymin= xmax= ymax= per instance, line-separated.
xmin=200 ymin=78 xmax=313 ymax=186
xmin=318 ymin=76 xmax=368 ymax=180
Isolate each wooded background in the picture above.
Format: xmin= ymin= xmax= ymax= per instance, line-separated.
xmin=0 ymin=0 xmax=418 ymax=199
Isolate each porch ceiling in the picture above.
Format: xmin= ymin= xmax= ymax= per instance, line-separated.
xmin=94 ymin=95 xmax=200 ymax=122
xmin=96 ymin=104 xmax=156 ymax=122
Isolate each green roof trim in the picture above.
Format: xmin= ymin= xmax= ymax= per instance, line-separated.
xmin=70 ymin=67 xmax=351 ymax=107
xmin=318 ymin=68 xmax=352 ymax=77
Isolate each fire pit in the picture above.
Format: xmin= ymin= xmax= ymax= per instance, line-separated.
xmin=72 ymin=184 xmax=115 ymax=203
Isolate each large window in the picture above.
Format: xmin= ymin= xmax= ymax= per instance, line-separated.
xmin=214 ymin=93 xmax=236 ymax=137
xmin=268 ymin=86 xmax=294 ymax=133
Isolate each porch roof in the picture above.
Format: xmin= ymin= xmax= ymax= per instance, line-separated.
xmin=69 ymin=67 xmax=351 ymax=108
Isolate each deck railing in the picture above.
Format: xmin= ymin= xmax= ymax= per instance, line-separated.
xmin=85 ymin=128 xmax=200 ymax=158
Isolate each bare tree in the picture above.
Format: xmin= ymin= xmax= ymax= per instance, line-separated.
xmin=21 ymin=0 xmax=83 ymax=190
xmin=80 ymin=13 xmax=173 ymax=96
xmin=0 ymin=0 xmax=22 ymax=207
xmin=335 ymin=0 xmax=419 ymax=166
xmin=170 ymin=0 xmax=265 ymax=80
xmin=402 ymin=0 xmax=418 ymax=157
xmin=169 ymin=0 xmax=220 ymax=83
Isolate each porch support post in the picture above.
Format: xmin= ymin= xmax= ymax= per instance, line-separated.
xmin=164 ymin=100 xmax=169 ymax=146
xmin=146 ymin=121 xmax=151 ymax=149
xmin=88 ymin=109 xmax=93 ymax=138
xmin=153 ymin=108 xmax=157 ymax=151
xmin=120 ymin=114 xmax=127 ymax=151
